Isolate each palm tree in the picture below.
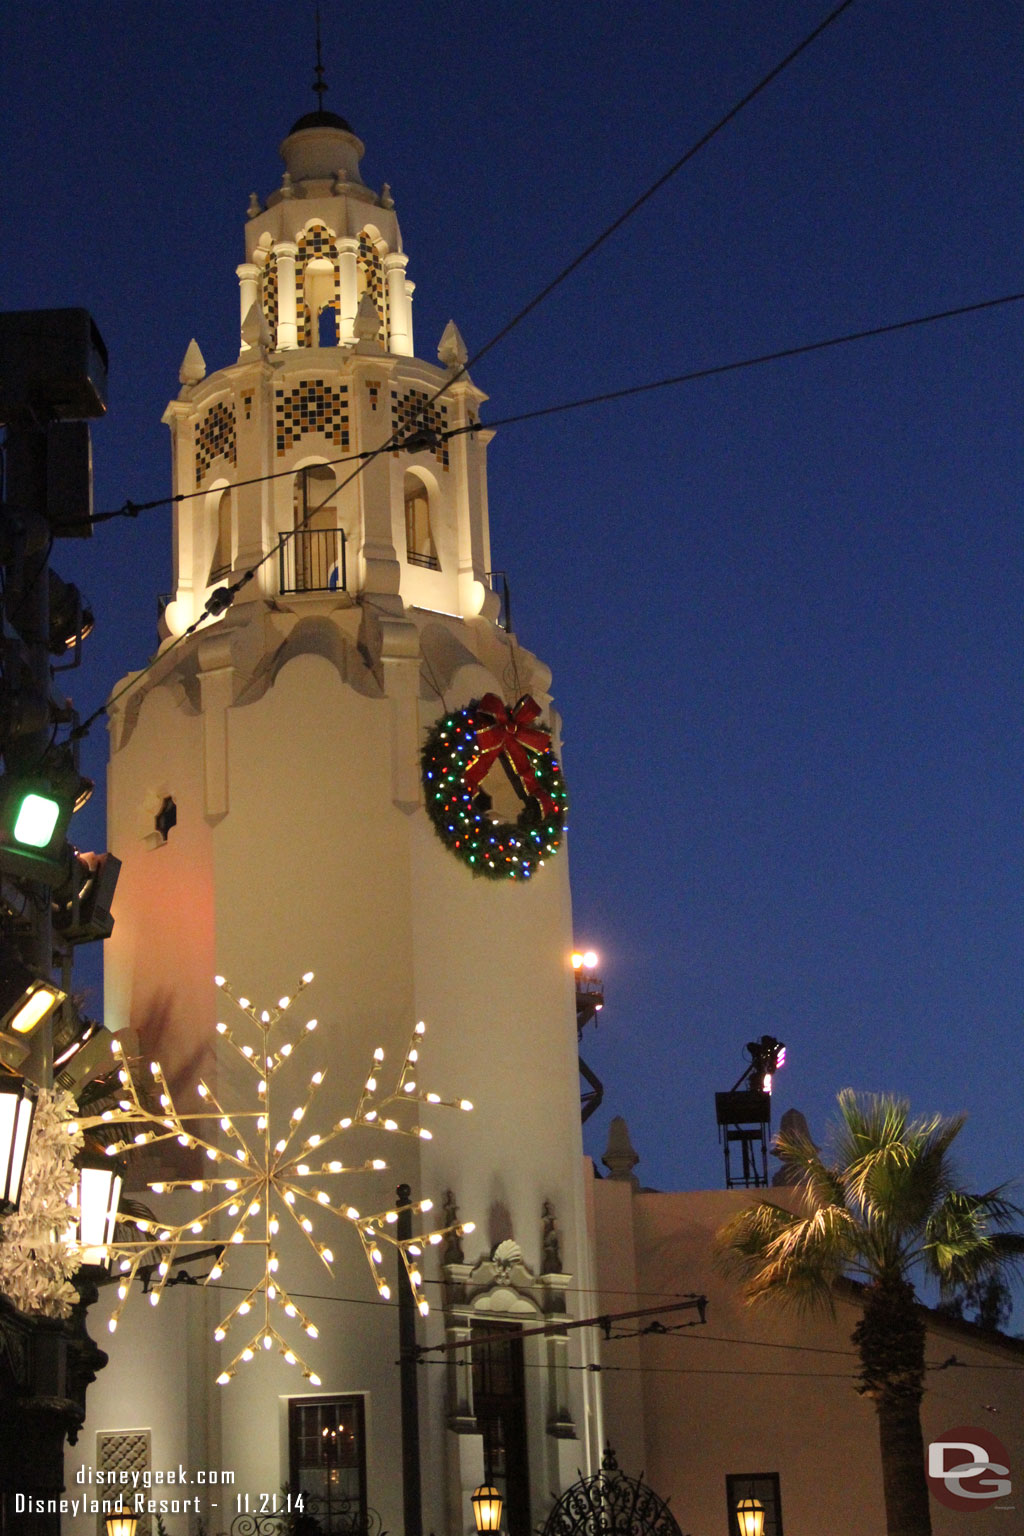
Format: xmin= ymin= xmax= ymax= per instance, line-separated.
xmin=716 ymin=1090 xmax=1024 ymax=1536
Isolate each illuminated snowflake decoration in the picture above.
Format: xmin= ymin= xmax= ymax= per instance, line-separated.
xmin=74 ymin=972 xmax=475 ymax=1386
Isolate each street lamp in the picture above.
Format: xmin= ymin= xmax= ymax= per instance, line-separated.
xmin=471 ymin=1485 xmax=502 ymax=1533
xmin=74 ymin=1147 xmax=122 ymax=1266
xmin=104 ymin=1503 xmax=138 ymax=1536
xmin=0 ymin=1072 xmax=37 ymax=1215
xmin=735 ymin=1496 xmax=765 ymax=1536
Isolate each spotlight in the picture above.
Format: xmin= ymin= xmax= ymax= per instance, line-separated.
xmin=0 ymin=965 xmax=66 ymax=1037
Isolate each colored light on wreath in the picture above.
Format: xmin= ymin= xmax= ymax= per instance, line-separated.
xmin=421 ymin=697 xmax=567 ymax=882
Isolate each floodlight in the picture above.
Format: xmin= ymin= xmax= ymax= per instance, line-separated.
xmin=0 ymin=966 xmax=66 ymax=1036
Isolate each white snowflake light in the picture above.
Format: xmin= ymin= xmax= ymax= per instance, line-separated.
xmin=73 ymin=973 xmax=474 ymax=1384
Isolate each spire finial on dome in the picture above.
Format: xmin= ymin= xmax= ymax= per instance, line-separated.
xmin=285 ymin=8 xmax=354 ymax=137
xmin=313 ymin=5 xmax=328 ymax=113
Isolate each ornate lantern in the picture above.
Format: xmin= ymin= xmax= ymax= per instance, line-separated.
xmin=736 ymin=1497 xmax=765 ymax=1536
xmin=471 ymin=1485 xmax=503 ymax=1533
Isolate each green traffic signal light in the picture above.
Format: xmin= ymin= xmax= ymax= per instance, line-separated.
xmin=12 ymin=790 xmax=60 ymax=849
xmin=0 ymin=777 xmax=72 ymax=884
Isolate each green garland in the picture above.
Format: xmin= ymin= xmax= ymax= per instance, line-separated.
xmin=421 ymin=703 xmax=567 ymax=880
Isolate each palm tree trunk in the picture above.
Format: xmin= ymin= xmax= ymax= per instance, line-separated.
xmin=854 ymin=1279 xmax=932 ymax=1536
xmin=874 ymin=1394 xmax=932 ymax=1536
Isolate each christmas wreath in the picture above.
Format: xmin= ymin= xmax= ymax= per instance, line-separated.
xmin=421 ymin=693 xmax=567 ymax=880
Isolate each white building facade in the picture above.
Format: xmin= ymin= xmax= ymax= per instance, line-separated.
xmin=67 ymin=105 xmax=602 ymax=1536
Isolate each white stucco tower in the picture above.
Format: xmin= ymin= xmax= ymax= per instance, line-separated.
xmin=70 ymin=105 xmax=601 ymax=1536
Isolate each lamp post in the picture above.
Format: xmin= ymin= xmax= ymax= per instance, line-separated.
xmin=0 ymin=1071 xmax=37 ymax=1215
xmin=736 ymin=1496 xmax=765 ymax=1536
xmin=396 ymin=1184 xmax=422 ymax=1536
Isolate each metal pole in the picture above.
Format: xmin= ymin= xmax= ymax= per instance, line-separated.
xmin=396 ymin=1183 xmax=422 ymax=1536
xmin=3 ymin=422 xmax=54 ymax=1089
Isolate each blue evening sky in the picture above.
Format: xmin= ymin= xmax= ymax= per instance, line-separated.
xmin=1 ymin=1 xmax=1020 ymax=1197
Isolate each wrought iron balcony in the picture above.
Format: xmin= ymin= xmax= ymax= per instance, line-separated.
xmin=279 ymin=528 xmax=347 ymax=595
xmin=406 ymin=547 xmax=440 ymax=570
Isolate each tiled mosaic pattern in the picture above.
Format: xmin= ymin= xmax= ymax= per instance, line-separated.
xmin=296 ymin=222 xmax=341 ymax=348
xmin=243 ymin=393 xmax=253 ymax=420
xmin=391 ymin=388 xmax=450 ymax=469
xmin=194 ymin=400 xmax=237 ymax=484
xmin=298 ymin=222 xmax=336 ymax=259
xmin=275 ymin=380 xmax=349 ymax=455
xmin=96 ymin=1430 xmax=151 ymax=1536
xmin=358 ymin=231 xmax=387 ymax=340
xmin=261 ymin=251 xmax=279 ymax=337
xmin=367 ymin=380 xmax=380 ymax=411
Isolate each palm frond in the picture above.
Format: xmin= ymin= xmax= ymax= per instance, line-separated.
xmin=717 ymin=1091 xmax=1024 ymax=1334
xmin=771 ymin=1125 xmax=845 ymax=1211
xmin=926 ymin=1189 xmax=1024 ymax=1290
xmin=833 ymin=1090 xmax=910 ymax=1171
xmin=970 ymin=1184 xmax=1024 ymax=1227
xmin=715 ymin=1200 xmax=798 ymax=1279
xmin=717 ymin=1200 xmax=856 ymax=1316
xmin=840 ymin=1096 xmax=966 ymax=1242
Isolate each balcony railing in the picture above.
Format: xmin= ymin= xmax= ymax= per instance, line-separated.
xmin=406 ymin=547 xmax=440 ymax=570
xmin=279 ymin=528 xmax=347 ymax=595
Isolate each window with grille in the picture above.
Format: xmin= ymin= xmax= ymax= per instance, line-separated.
xmin=726 ymin=1473 xmax=783 ymax=1536
xmin=288 ymin=1396 xmax=367 ymax=1536
xmin=289 ymin=465 xmax=344 ymax=592
xmin=404 ymin=474 xmax=439 ymax=570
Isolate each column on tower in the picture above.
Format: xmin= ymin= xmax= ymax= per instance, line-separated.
xmin=404 ymin=276 xmax=416 ymax=356
xmin=336 ymin=237 xmax=359 ymax=343
xmin=383 ymin=253 xmax=412 ymax=356
xmin=274 ymin=241 xmax=299 ymax=350
xmin=236 ymin=263 xmax=261 ymax=353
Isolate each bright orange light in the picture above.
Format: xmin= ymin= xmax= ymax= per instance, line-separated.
xmin=570 ymin=953 xmax=584 ymax=970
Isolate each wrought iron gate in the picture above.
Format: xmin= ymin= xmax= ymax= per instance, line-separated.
xmin=540 ymin=1446 xmax=686 ymax=1536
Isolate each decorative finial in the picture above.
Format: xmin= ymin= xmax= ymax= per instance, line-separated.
xmin=438 ymin=320 xmax=468 ymax=371
xmin=313 ymin=5 xmax=328 ymax=112
xmin=247 ymin=192 xmax=262 ymax=220
xmin=241 ymin=303 xmax=272 ymax=357
xmin=353 ymin=292 xmax=381 ymax=344
xmin=179 ymin=339 xmax=206 ymax=386
xmin=602 ymin=1116 xmax=640 ymax=1185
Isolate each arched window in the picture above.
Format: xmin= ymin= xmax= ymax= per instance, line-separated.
xmin=356 ymin=230 xmax=387 ymax=344
xmin=209 ymin=487 xmax=234 ymax=582
xmin=404 ymin=474 xmax=439 ymax=570
xmin=287 ymin=465 xmax=345 ymax=593
xmin=297 ymin=224 xmax=339 ymax=349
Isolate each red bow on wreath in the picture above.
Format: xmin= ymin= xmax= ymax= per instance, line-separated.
xmin=464 ymin=693 xmax=557 ymax=818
